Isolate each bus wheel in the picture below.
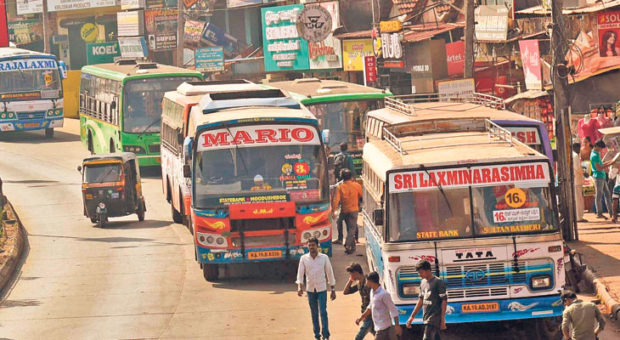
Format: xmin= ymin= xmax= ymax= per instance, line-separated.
xmin=45 ymin=128 xmax=54 ymax=138
xmin=533 ymin=317 xmax=562 ymax=340
xmin=171 ymin=203 xmax=183 ymax=224
xmin=186 ymin=210 xmax=194 ymax=235
xmin=203 ymin=264 xmax=218 ymax=281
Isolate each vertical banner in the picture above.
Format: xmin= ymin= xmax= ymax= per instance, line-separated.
xmin=519 ymin=40 xmax=542 ymax=90
xmin=364 ymin=56 xmax=377 ymax=84
xmin=0 ymin=0 xmax=9 ymax=47
xmin=445 ymin=41 xmax=465 ymax=77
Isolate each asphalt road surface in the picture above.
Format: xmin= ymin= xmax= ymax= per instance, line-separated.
xmin=0 ymin=120 xmax=618 ymax=339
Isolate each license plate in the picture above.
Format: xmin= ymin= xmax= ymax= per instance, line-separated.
xmin=462 ymin=302 xmax=499 ymax=313
xmin=24 ymin=123 xmax=40 ymax=128
xmin=247 ymin=250 xmax=282 ymax=260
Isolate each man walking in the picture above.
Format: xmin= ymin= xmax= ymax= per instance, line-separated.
xmin=355 ymin=271 xmax=402 ymax=340
xmin=344 ymin=263 xmax=375 ymax=340
xmin=296 ymin=237 xmax=336 ymax=340
xmin=334 ymin=142 xmax=356 ymax=182
xmin=561 ymin=290 xmax=605 ymax=340
xmin=332 ymin=169 xmax=362 ymax=254
xmin=591 ymin=139 xmax=614 ymax=219
xmin=406 ymin=260 xmax=447 ymax=340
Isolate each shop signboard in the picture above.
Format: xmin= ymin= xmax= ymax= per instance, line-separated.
xmin=118 ymin=36 xmax=148 ymax=58
xmin=47 ymin=0 xmax=118 ymax=12
xmin=121 ymin=0 xmax=145 ymax=9
xmin=0 ymin=0 xmax=7 ymax=48
xmin=86 ymin=41 xmax=121 ymax=65
xmin=307 ymin=1 xmax=342 ymax=70
xmin=201 ymin=22 xmax=238 ymax=57
xmin=297 ymin=4 xmax=332 ymax=43
xmin=379 ymin=20 xmax=402 ymax=33
xmin=379 ymin=20 xmax=403 ymax=68
xmin=445 ymin=41 xmax=465 ymax=77
xmin=598 ymin=11 xmax=620 ymax=58
xmin=184 ymin=20 xmax=204 ymax=45
xmin=146 ymin=0 xmax=177 ymax=8
xmin=16 ymin=0 xmax=42 ymax=15
xmin=145 ymin=8 xmax=178 ymax=51
xmin=261 ymin=4 xmax=310 ymax=72
xmin=7 ymin=19 xmax=43 ymax=46
xmin=437 ymin=78 xmax=475 ymax=100
xmin=364 ymin=56 xmax=377 ymax=84
xmin=343 ymin=39 xmax=373 ymax=72
xmin=475 ymin=5 xmax=509 ymax=42
xmin=196 ymin=46 xmax=224 ymax=72
xmin=117 ymin=10 xmax=145 ymax=37
xmin=519 ymin=40 xmax=542 ymax=90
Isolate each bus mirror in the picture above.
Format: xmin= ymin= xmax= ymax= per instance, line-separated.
xmin=183 ymin=164 xmax=191 ymax=178
xmin=373 ymin=209 xmax=384 ymax=226
xmin=321 ymin=129 xmax=330 ymax=145
xmin=183 ymin=136 xmax=193 ymax=163
xmin=58 ymin=61 xmax=67 ymax=79
xmin=77 ymin=165 xmax=82 ymax=172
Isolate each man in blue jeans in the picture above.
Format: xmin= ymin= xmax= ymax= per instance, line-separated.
xmin=296 ymin=237 xmax=336 ymax=340
xmin=591 ymin=140 xmax=614 ymax=219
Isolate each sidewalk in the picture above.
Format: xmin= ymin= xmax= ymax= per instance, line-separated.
xmin=570 ymin=212 xmax=620 ymax=318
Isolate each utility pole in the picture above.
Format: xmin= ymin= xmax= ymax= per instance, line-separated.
xmin=176 ymin=0 xmax=184 ymax=67
xmin=42 ymin=0 xmax=50 ymax=53
xmin=551 ymin=0 xmax=576 ymax=241
xmin=464 ymin=0 xmax=475 ymax=78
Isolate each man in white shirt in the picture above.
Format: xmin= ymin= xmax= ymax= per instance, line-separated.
xmin=296 ymin=237 xmax=336 ymax=340
xmin=355 ymin=271 xmax=402 ymax=340
xmin=572 ymin=143 xmax=586 ymax=222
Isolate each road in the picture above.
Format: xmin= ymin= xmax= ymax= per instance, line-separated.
xmin=0 ymin=120 xmax=618 ymax=339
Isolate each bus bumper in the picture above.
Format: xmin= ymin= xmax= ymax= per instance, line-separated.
xmin=0 ymin=118 xmax=63 ymax=132
xmin=137 ymin=155 xmax=161 ymax=167
xmin=196 ymin=241 xmax=332 ymax=264
xmin=397 ymin=294 xmax=563 ymax=325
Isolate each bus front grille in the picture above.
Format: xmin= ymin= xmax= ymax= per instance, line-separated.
xmin=230 ymin=218 xmax=295 ymax=232
xmin=17 ymin=112 xmax=46 ymax=120
xmin=447 ymin=287 xmax=508 ymax=300
xmin=232 ymin=233 xmax=296 ymax=248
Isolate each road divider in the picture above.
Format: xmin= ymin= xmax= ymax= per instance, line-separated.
xmin=0 ymin=197 xmax=25 ymax=292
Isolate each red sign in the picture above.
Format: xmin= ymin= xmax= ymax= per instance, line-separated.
xmin=445 ymin=41 xmax=465 ymax=76
xmin=364 ymin=56 xmax=377 ymax=83
xmin=197 ymin=124 xmax=320 ymax=151
xmin=0 ymin=0 xmax=9 ymax=47
xmin=519 ymin=40 xmax=542 ymax=90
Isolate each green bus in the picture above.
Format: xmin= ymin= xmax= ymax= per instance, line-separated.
xmin=267 ymin=78 xmax=391 ymax=176
xmin=79 ymin=61 xmax=203 ymax=166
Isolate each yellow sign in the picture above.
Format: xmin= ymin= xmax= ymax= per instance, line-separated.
xmin=343 ymin=39 xmax=374 ymax=72
xmin=80 ymin=23 xmax=98 ymax=43
xmin=462 ymin=302 xmax=499 ymax=313
xmin=380 ymin=20 xmax=402 ymax=33
xmin=505 ymin=188 xmax=526 ymax=209
xmin=248 ymin=250 xmax=282 ymax=260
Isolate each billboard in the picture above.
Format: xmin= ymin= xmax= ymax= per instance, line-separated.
xmin=342 ymin=39 xmax=373 ymax=72
xmin=145 ymin=9 xmax=177 ymax=51
xmin=307 ymin=1 xmax=342 ymax=70
xmin=261 ymin=4 xmax=309 ymax=72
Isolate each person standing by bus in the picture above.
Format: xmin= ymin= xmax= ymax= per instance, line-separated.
xmin=296 ymin=237 xmax=336 ymax=340
xmin=344 ymin=262 xmax=375 ymax=340
xmin=591 ymin=140 xmax=614 ymax=219
xmin=332 ymin=169 xmax=362 ymax=254
xmin=406 ymin=260 xmax=448 ymax=340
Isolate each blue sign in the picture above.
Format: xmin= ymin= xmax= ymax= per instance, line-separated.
xmin=201 ymin=23 xmax=237 ymax=57
xmin=196 ymin=47 xmax=224 ymax=72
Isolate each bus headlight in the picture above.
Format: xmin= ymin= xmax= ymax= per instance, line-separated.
xmin=8 ymin=112 xmax=16 ymax=119
xmin=123 ymin=145 xmax=145 ymax=154
xmin=530 ymin=275 xmax=552 ymax=289
xmin=402 ymin=284 xmax=420 ymax=297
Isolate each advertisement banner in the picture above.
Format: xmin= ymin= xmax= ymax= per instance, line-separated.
xmin=445 ymin=41 xmax=465 ymax=77
xmin=519 ymin=39 xmax=542 ymax=90
xmin=0 ymin=0 xmax=7 ymax=48
xmin=197 ymin=124 xmax=320 ymax=151
xmin=184 ymin=20 xmax=204 ymax=45
xmin=388 ymin=162 xmax=551 ymax=193
xmin=475 ymin=5 xmax=509 ymax=42
xmin=343 ymin=39 xmax=373 ymax=72
xmin=118 ymin=36 xmax=148 ymax=58
xmin=8 ymin=19 xmax=43 ymax=45
xmin=598 ymin=11 xmax=620 ymax=57
xmin=379 ymin=21 xmax=403 ymax=68
xmin=16 ymin=0 xmax=43 ymax=15
xmin=201 ymin=22 xmax=238 ymax=57
xmin=121 ymin=0 xmax=145 ymax=9
xmin=261 ymin=4 xmax=309 ymax=72
xmin=47 ymin=0 xmax=118 ymax=12
xmin=117 ymin=10 xmax=144 ymax=37
xmin=86 ymin=42 xmax=121 ymax=65
xmin=195 ymin=46 xmax=224 ymax=72
xmin=145 ymin=9 xmax=177 ymax=51
xmin=307 ymin=1 xmax=342 ymax=70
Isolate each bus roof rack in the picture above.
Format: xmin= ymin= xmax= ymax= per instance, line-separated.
xmin=385 ymin=92 xmax=506 ymax=116
xmin=135 ymin=62 xmax=158 ymax=69
xmin=177 ymin=80 xmax=262 ymax=96
xmin=382 ymin=118 xmax=514 ymax=155
xmin=114 ymin=58 xmax=138 ymax=65
xmin=198 ymin=88 xmax=301 ymax=113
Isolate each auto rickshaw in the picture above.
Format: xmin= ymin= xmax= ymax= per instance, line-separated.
xmin=77 ymin=153 xmax=146 ymax=227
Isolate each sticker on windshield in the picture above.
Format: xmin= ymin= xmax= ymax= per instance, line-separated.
xmin=504 ymin=188 xmax=526 ymax=208
xmin=493 ymin=208 xmax=540 ymax=223
xmin=481 ymin=224 xmax=542 ymax=234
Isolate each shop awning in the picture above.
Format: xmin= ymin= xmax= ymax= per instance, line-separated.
xmin=517 ymin=0 xmax=620 ymax=15
xmin=402 ymin=22 xmax=465 ymax=43
xmin=504 ymin=90 xmax=549 ymax=105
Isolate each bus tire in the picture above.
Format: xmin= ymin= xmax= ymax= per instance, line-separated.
xmin=45 ymin=128 xmax=54 ymax=138
xmin=533 ymin=317 xmax=562 ymax=340
xmin=203 ymin=264 xmax=218 ymax=281
xmin=171 ymin=203 xmax=183 ymax=223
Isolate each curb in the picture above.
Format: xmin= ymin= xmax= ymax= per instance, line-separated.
xmin=583 ymin=266 xmax=620 ymax=320
xmin=0 ymin=198 xmax=25 ymax=292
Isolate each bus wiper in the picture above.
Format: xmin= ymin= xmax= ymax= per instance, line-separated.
xmin=420 ymin=165 xmax=453 ymax=215
xmin=222 ymin=123 xmax=249 ymax=177
xmin=139 ymin=118 xmax=161 ymax=135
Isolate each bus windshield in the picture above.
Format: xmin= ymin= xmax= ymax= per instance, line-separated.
xmin=194 ymin=144 xmax=328 ymax=208
xmin=306 ymin=99 xmax=380 ymax=150
xmin=123 ymin=76 xmax=200 ymax=134
xmin=0 ymin=68 xmax=61 ymax=100
xmin=84 ymin=163 xmax=122 ymax=183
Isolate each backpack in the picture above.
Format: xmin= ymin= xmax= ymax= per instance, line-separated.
xmin=333 ymin=152 xmax=347 ymax=180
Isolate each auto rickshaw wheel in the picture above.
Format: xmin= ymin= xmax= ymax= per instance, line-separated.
xmin=137 ymin=200 xmax=145 ymax=221
xmin=203 ymin=264 xmax=218 ymax=281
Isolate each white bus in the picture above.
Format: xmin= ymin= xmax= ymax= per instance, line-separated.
xmin=0 ymin=47 xmax=66 ymax=137
xmin=362 ymin=114 xmax=564 ymax=339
